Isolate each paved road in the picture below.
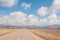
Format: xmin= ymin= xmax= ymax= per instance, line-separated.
xmin=0 ymin=29 xmax=45 ymax=40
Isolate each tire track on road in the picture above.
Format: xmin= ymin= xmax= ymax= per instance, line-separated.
xmin=31 ymin=32 xmax=47 ymax=40
xmin=0 ymin=31 xmax=16 ymax=36
xmin=25 ymin=29 xmax=46 ymax=40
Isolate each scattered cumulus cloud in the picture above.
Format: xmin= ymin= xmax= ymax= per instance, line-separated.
xmin=39 ymin=18 xmax=48 ymax=26
xmin=0 ymin=0 xmax=60 ymax=27
xmin=0 ymin=11 xmax=40 ymax=26
xmin=0 ymin=11 xmax=27 ymax=26
xmin=28 ymin=15 xmax=39 ymax=26
xmin=0 ymin=0 xmax=17 ymax=7
xmin=37 ymin=7 xmax=50 ymax=16
xmin=37 ymin=0 xmax=60 ymax=16
xmin=0 ymin=11 xmax=39 ymax=26
xmin=47 ymin=13 xmax=60 ymax=25
xmin=35 ymin=0 xmax=60 ymax=26
xmin=0 ymin=11 xmax=60 ymax=27
xmin=52 ymin=0 xmax=60 ymax=11
xmin=47 ymin=0 xmax=60 ymax=25
xmin=21 ymin=2 xmax=31 ymax=10
xmin=38 ymin=13 xmax=60 ymax=26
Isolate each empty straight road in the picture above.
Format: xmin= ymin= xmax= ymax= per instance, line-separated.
xmin=0 ymin=29 xmax=45 ymax=40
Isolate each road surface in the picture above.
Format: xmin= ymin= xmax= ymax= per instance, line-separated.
xmin=0 ymin=29 xmax=45 ymax=40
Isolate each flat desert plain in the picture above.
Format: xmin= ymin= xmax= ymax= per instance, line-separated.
xmin=0 ymin=28 xmax=60 ymax=40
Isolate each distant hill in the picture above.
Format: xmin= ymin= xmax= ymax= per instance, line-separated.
xmin=0 ymin=24 xmax=60 ymax=28
xmin=48 ymin=24 xmax=60 ymax=28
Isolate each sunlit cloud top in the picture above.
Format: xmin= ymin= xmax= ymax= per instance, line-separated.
xmin=0 ymin=0 xmax=60 ymax=27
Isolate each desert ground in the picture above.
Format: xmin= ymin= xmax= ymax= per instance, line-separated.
xmin=0 ymin=28 xmax=60 ymax=40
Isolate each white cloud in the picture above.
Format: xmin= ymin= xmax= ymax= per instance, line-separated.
xmin=47 ymin=13 xmax=60 ymax=25
xmin=0 ymin=0 xmax=60 ymax=27
xmin=37 ymin=7 xmax=49 ymax=16
xmin=9 ymin=12 xmax=27 ymax=26
xmin=36 ymin=0 xmax=60 ymax=26
xmin=39 ymin=13 xmax=60 ymax=26
xmin=37 ymin=0 xmax=60 ymax=16
xmin=52 ymin=0 xmax=60 ymax=11
xmin=37 ymin=14 xmax=60 ymax=26
xmin=21 ymin=2 xmax=31 ymax=10
xmin=28 ymin=15 xmax=39 ymax=26
xmin=39 ymin=18 xmax=48 ymax=26
xmin=46 ymin=0 xmax=60 ymax=25
xmin=0 ymin=0 xmax=17 ymax=7
xmin=0 ymin=11 xmax=28 ymax=26
xmin=49 ymin=0 xmax=60 ymax=15
xmin=0 ymin=11 xmax=39 ymax=27
xmin=0 ymin=11 xmax=60 ymax=27
xmin=0 ymin=12 xmax=40 ymax=27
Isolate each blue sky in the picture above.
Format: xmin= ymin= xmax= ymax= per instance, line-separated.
xmin=0 ymin=0 xmax=60 ymax=27
xmin=0 ymin=0 xmax=53 ymax=16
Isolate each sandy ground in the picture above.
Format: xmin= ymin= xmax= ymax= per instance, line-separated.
xmin=29 ymin=28 xmax=60 ymax=40
xmin=0 ymin=28 xmax=60 ymax=40
xmin=0 ymin=28 xmax=17 ymax=36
